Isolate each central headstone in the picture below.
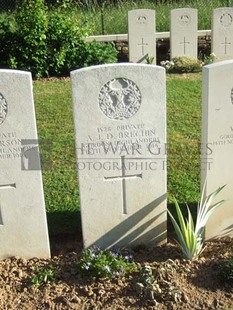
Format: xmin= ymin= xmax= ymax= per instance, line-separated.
xmin=128 ymin=9 xmax=156 ymax=63
xmin=211 ymin=8 xmax=233 ymax=60
xmin=202 ymin=60 xmax=233 ymax=239
xmin=170 ymin=8 xmax=198 ymax=59
xmin=0 ymin=70 xmax=50 ymax=259
xmin=71 ymin=64 xmax=167 ymax=249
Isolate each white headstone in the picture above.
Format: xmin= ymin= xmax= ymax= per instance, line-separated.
xmin=202 ymin=60 xmax=233 ymax=239
xmin=170 ymin=8 xmax=198 ymax=59
xmin=212 ymin=8 xmax=233 ymax=60
xmin=0 ymin=70 xmax=50 ymax=259
xmin=128 ymin=9 xmax=156 ymax=63
xmin=71 ymin=64 xmax=167 ymax=249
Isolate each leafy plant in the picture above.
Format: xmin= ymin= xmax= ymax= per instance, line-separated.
xmin=78 ymin=247 xmax=137 ymax=279
xmin=218 ymin=258 xmax=233 ymax=283
xmin=84 ymin=40 xmax=118 ymax=67
xmin=162 ymin=56 xmax=202 ymax=73
xmin=12 ymin=0 xmax=48 ymax=78
xmin=146 ymin=55 xmax=155 ymax=65
xmin=168 ymin=184 xmax=226 ymax=260
xmin=30 ymin=265 xmax=57 ymax=287
xmin=136 ymin=260 xmax=182 ymax=304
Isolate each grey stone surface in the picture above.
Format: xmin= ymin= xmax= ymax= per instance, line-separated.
xmin=0 ymin=70 xmax=50 ymax=259
xmin=202 ymin=60 xmax=233 ymax=239
xmin=170 ymin=8 xmax=198 ymax=59
xmin=71 ymin=64 xmax=167 ymax=249
xmin=212 ymin=8 xmax=233 ymax=60
xmin=128 ymin=9 xmax=156 ymax=63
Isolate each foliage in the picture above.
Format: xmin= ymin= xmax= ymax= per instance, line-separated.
xmin=84 ymin=40 xmax=118 ymax=67
xmin=0 ymin=0 xmax=117 ymax=77
xmin=30 ymin=265 xmax=57 ymax=287
xmin=78 ymin=247 xmax=137 ymax=279
xmin=161 ymin=57 xmax=202 ymax=73
xmin=199 ymin=53 xmax=217 ymax=66
xmin=11 ymin=0 xmax=48 ymax=78
xmin=136 ymin=260 xmax=182 ymax=304
xmin=46 ymin=6 xmax=90 ymax=76
xmin=218 ymin=258 xmax=233 ymax=283
xmin=168 ymin=184 xmax=226 ymax=260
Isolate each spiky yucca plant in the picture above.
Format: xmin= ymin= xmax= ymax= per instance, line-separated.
xmin=168 ymin=184 xmax=226 ymax=260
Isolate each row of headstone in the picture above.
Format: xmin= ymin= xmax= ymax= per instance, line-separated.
xmin=128 ymin=7 xmax=233 ymax=63
xmin=1 ymin=60 xmax=233 ymax=259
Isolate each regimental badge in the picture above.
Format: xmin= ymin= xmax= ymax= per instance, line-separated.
xmin=0 ymin=93 xmax=8 ymax=125
xmin=98 ymin=78 xmax=142 ymax=120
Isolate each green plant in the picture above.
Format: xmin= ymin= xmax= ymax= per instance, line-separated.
xmin=168 ymin=184 xmax=226 ymax=260
xmin=136 ymin=260 xmax=182 ymax=304
xmin=203 ymin=53 xmax=217 ymax=65
xmin=218 ymin=258 xmax=233 ymax=283
xmin=146 ymin=55 xmax=155 ymax=64
xmin=164 ymin=56 xmax=202 ymax=73
xmin=11 ymin=0 xmax=48 ymax=78
xmin=84 ymin=40 xmax=118 ymax=67
xmin=30 ymin=265 xmax=57 ymax=287
xmin=78 ymin=247 xmax=137 ymax=279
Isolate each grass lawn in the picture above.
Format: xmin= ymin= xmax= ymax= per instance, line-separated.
xmin=33 ymin=72 xmax=202 ymax=236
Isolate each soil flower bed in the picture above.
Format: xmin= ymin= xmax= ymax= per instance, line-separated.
xmin=0 ymin=234 xmax=232 ymax=310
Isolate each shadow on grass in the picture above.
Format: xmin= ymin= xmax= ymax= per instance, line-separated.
xmin=47 ymin=210 xmax=82 ymax=237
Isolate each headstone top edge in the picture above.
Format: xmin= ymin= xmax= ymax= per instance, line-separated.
xmin=171 ymin=8 xmax=198 ymax=13
xmin=214 ymin=7 xmax=233 ymax=12
xmin=128 ymin=9 xmax=155 ymax=13
xmin=71 ymin=64 xmax=165 ymax=76
xmin=203 ymin=59 xmax=233 ymax=70
xmin=0 ymin=69 xmax=31 ymax=76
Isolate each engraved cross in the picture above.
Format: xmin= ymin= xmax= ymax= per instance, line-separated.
xmin=179 ymin=36 xmax=190 ymax=54
xmin=104 ymin=156 xmax=142 ymax=215
xmin=137 ymin=38 xmax=148 ymax=56
xmin=221 ymin=37 xmax=231 ymax=55
xmin=0 ymin=183 xmax=16 ymax=225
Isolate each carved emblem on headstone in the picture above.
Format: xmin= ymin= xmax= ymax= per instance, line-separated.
xmin=0 ymin=93 xmax=8 ymax=125
xmin=179 ymin=14 xmax=191 ymax=25
xmin=137 ymin=15 xmax=147 ymax=24
xmin=220 ymin=13 xmax=233 ymax=27
xmin=231 ymin=87 xmax=233 ymax=104
xmin=98 ymin=78 xmax=142 ymax=120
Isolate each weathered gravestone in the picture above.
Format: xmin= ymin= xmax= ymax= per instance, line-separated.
xmin=170 ymin=8 xmax=198 ymax=59
xmin=128 ymin=9 xmax=156 ymax=63
xmin=212 ymin=8 xmax=233 ymax=61
xmin=71 ymin=64 xmax=167 ymax=249
xmin=202 ymin=60 xmax=233 ymax=239
xmin=0 ymin=70 xmax=50 ymax=259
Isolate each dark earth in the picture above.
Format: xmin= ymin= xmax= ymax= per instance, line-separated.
xmin=0 ymin=228 xmax=232 ymax=310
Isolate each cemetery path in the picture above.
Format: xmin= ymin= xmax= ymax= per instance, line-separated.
xmin=0 ymin=235 xmax=232 ymax=309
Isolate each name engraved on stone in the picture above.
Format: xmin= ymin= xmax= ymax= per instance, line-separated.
xmin=179 ymin=14 xmax=191 ymax=25
xmin=221 ymin=37 xmax=231 ymax=54
xmin=0 ymin=93 xmax=8 ymax=125
xmin=98 ymin=78 xmax=142 ymax=120
xmin=179 ymin=37 xmax=190 ymax=54
xmin=137 ymin=15 xmax=147 ymax=24
xmin=104 ymin=156 xmax=142 ymax=215
xmin=0 ymin=182 xmax=16 ymax=225
xmin=220 ymin=13 xmax=233 ymax=27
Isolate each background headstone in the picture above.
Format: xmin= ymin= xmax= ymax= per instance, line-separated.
xmin=128 ymin=9 xmax=156 ymax=63
xmin=202 ymin=60 xmax=233 ymax=239
xmin=71 ymin=64 xmax=167 ymax=249
xmin=0 ymin=70 xmax=50 ymax=259
xmin=212 ymin=8 xmax=233 ymax=61
xmin=170 ymin=8 xmax=198 ymax=59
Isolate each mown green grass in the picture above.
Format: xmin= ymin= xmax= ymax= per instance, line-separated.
xmin=33 ymin=73 xmax=202 ymax=235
